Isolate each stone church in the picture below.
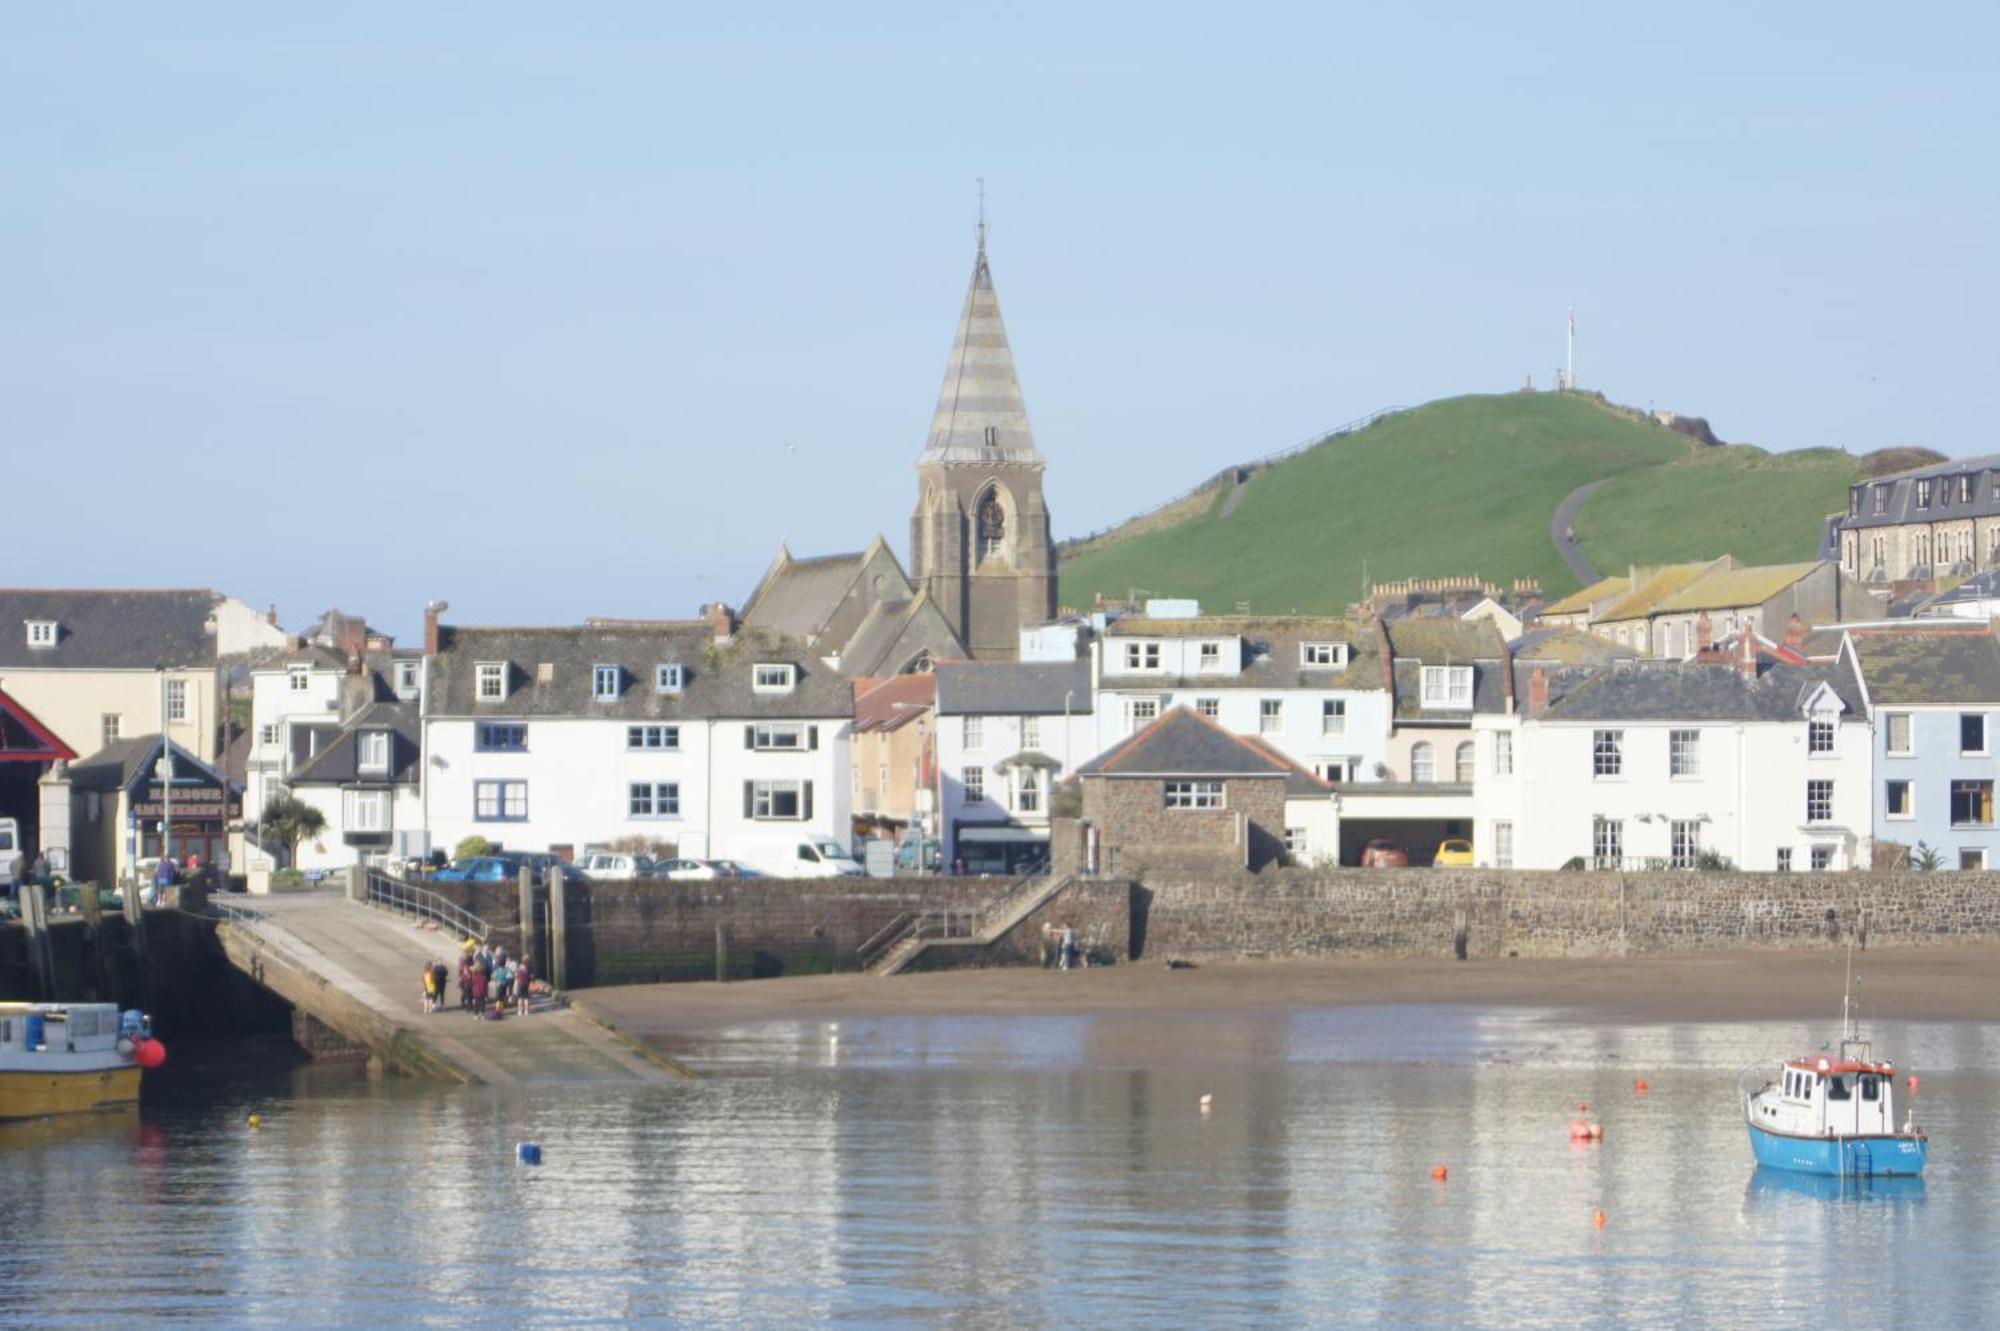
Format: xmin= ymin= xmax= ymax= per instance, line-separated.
xmin=741 ymin=233 xmax=1058 ymax=669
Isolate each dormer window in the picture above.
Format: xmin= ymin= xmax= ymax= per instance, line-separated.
xmin=1301 ymin=642 xmax=1348 ymax=668
xmin=753 ymin=663 xmax=796 ymax=693
xmin=1872 ymin=486 xmax=1889 ymax=515
xmin=476 ymin=662 xmax=507 ymax=701
xmin=288 ymin=665 xmax=311 ymax=692
xmin=592 ymin=665 xmax=622 ymax=700
xmin=25 ymin=620 xmax=56 ymax=649
xmin=358 ymin=730 xmax=390 ymax=774
xmin=1122 ymin=641 xmax=1162 ymax=672
xmin=1958 ymin=474 xmax=1975 ymax=504
xmin=1419 ymin=665 xmax=1474 ymax=709
xmin=655 ymin=663 xmax=685 ymax=694
xmin=1198 ymin=641 xmax=1222 ymax=669
xmin=1915 ymin=478 xmax=1934 ymax=509
xmin=394 ymin=660 xmax=420 ymax=698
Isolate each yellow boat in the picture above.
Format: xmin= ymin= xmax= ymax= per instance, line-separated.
xmin=0 ymin=1002 xmax=159 ymax=1121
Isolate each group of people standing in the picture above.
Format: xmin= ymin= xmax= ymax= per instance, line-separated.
xmin=421 ymin=940 xmax=534 ymax=1017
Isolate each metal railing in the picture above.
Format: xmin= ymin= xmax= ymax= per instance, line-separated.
xmin=363 ymin=870 xmax=491 ymax=943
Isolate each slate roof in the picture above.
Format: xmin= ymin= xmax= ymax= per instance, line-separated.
xmin=936 ymin=659 xmax=1093 ymax=716
xmin=1099 ymin=616 xmax=1385 ymax=692
xmin=289 ymin=701 xmax=422 ymax=787
xmin=1076 ymin=706 xmax=1329 ymax=796
xmin=1383 ymin=618 xmax=1510 ymax=720
xmin=1539 ymin=656 xmax=1866 ymax=723
xmin=429 ymin=624 xmax=851 ymax=719
xmin=1840 ymin=452 xmax=2000 ymax=532
xmin=0 ymin=589 xmax=221 ymax=670
xmin=1595 ymin=562 xmax=1722 ymax=623
xmin=852 ymin=674 xmax=936 ymax=734
xmin=67 ymin=735 xmax=228 ymax=794
xmin=1509 ymin=627 xmax=1638 ymax=666
xmin=921 ymin=240 xmax=1043 ymax=466
xmin=1541 ymin=575 xmax=1629 ymax=618
xmin=1845 ymin=626 xmax=2000 ymax=706
xmin=740 ymin=550 xmax=867 ymax=640
xmin=1654 ymin=562 xmax=1822 ymax=614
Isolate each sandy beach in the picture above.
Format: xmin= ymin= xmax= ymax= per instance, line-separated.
xmin=577 ymin=943 xmax=2000 ymax=1040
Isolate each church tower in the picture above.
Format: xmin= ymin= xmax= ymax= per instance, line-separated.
xmin=909 ymin=232 xmax=1057 ymax=661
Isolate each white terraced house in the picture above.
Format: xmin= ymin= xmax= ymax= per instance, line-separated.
xmin=1473 ymin=635 xmax=1873 ymax=872
xmin=934 ymin=657 xmax=1096 ymax=873
xmin=420 ymin=607 xmax=852 ymax=864
xmin=1091 ymin=602 xmax=1390 ymax=789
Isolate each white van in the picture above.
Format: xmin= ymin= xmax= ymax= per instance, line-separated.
xmin=730 ymin=835 xmax=864 ymax=879
xmin=0 ymin=818 xmax=19 ymax=889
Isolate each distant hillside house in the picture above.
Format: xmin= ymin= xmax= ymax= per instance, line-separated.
xmin=1536 ymin=558 xmax=1874 ymax=659
xmin=1836 ymin=452 xmax=2000 ymax=586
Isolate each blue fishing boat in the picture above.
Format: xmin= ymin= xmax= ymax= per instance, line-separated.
xmin=1740 ymin=960 xmax=1927 ymax=1178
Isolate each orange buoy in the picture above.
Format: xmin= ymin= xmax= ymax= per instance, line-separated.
xmin=1908 ymin=1074 xmax=1920 ymax=1097
xmin=1431 ymin=1164 xmax=1449 ymax=1182
xmin=1569 ymin=1119 xmax=1593 ymax=1140
xmin=1634 ymin=1078 xmax=1649 ymax=1093
xmin=1593 ymin=1209 xmax=1607 ymax=1229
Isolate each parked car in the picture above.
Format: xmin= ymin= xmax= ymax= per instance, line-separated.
xmin=729 ymin=835 xmax=865 ymax=879
xmin=705 ymin=859 xmax=765 ymax=878
xmin=512 ymin=851 xmax=567 ymax=883
xmin=575 ymin=852 xmax=656 ymax=881
xmin=0 ymin=817 xmax=20 ymax=890
xmin=1360 ymin=839 xmax=1410 ymax=868
xmin=1433 ymin=839 xmax=1475 ymax=868
xmin=649 ymin=858 xmax=718 ymax=881
xmin=894 ymin=836 xmax=942 ymax=874
xmin=432 ymin=855 xmax=524 ymax=884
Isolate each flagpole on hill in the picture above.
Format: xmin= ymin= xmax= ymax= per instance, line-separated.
xmin=1565 ymin=307 xmax=1576 ymax=391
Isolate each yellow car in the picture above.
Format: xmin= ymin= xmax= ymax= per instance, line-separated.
xmin=1433 ymin=839 xmax=1475 ymax=867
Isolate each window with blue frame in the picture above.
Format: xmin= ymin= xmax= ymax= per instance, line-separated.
xmin=476 ymin=723 xmax=527 ymax=752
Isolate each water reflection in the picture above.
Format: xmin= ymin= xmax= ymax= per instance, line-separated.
xmin=0 ymin=1012 xmax=1996 ymax=1327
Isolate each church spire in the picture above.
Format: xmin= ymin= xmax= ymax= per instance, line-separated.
xmin=919 ymin=227 xmax=1041 ymax=467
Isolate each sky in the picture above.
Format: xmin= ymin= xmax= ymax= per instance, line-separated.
xmin=5 ymin=4 xmax=1996 ymax=640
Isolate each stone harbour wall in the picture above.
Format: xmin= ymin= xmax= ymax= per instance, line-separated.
xmin=1137 ymin=869 xmax=2000 ymax=961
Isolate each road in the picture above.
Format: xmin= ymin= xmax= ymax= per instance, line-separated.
xmin=1550 ymin=478 xmax=1610 ymax=584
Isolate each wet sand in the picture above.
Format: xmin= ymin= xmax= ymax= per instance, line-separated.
xmin=577 ymin=943 xmax=2000 ymax=1040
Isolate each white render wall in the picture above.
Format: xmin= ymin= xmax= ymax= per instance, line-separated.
xmin=423 ymin=715 xmax=849 ymax=862
xmin=245 ymin=664 xmax=344 ymax=817
xmin=1473 ymin=714 xmax=1872 ymax=870
xmin=1093 ymin=685 xmax=1391 ymax=783
xmin=291 ymin=784 xmax=423 ymax=873
xmin=938 ymin=710 xmax=1097 ymax=856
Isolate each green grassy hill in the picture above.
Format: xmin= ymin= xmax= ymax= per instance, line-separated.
xmin=1057 ymin=393 xmax=1859 ymax=614
xmin=1572 ymin=445 xmax=1858 ymax=573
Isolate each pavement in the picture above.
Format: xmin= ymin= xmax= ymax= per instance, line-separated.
xmin=1550 ymin=478 xmax=1610 ymax=584
xmin=229 ymin=892 xmax=686 ymax=1085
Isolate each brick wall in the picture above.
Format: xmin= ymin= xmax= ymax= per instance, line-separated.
xmin=1138 ymin=867 xmax=2000 ymax=960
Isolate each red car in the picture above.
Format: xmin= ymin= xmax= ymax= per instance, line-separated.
xmin=1360 ymin=839 xmax=1410 ymax=868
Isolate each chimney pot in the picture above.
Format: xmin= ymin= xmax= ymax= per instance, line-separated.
xmin=1737 ymin=630 xmax=1760 ymax=678
xmin=424 ymin=600 xmax=449 ymax=657
xmin=1695 ymin=610 xmax=1714 ymax=652
xmin=708 ymin=602 xmax=737 ymax=642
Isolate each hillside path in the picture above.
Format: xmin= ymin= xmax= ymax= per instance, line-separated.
xmin=1551 ymin=479 xmax=1609 ymax=584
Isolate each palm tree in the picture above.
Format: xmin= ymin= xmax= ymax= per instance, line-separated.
xmin=260 ymin=796 xmax=327 ymax=867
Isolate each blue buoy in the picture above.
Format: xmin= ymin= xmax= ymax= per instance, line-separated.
xmin=516 ymin=1142 xmax=543 ymax=1166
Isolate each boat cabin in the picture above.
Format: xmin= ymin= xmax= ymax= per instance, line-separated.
xmin=1754 ymin=1056 xmax=1900 ymax=1138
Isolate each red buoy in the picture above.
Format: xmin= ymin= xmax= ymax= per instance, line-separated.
xmin=134 ymin=1038 xmax=167 ymax=1070
xmin=1431 ymin=1164 xmax=1449 ymax=1182
xmin=1634 ymin=1079 xmax=1650 ymax=1093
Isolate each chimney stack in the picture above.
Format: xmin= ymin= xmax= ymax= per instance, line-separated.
xmin=266 ymin=603 xmax=279 ymax=626
xmin=1695 ymin=610 xmax=1714 ymax=653
xmin=1785 ymin=613 xmax=1808 ymax=652
xmin=707 ymin=602 xmax=737 ymax=642
xmin=1527 ymin=667 xmax=1550 ymax=715
xmin=424 ymin=600 xmax=449 ymax=657
xmin=1737 ymin=630 xmax=1760 ymax=679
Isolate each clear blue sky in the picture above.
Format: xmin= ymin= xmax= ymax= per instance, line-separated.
xmin=5 ymin=4 xmax=1995 ymax=639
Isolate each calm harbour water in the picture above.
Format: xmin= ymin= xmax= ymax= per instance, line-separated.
xmin=3 ymin=1007 xmax=1997 ymax=1328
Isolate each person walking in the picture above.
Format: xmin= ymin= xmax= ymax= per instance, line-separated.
xmin=1059 ymin=924 xmax=1078 ymax=972
xmin=513 ymin=961 xmax=533 ymax=1017
xmin=421 ymin=961 xmax=439 ymax=1014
